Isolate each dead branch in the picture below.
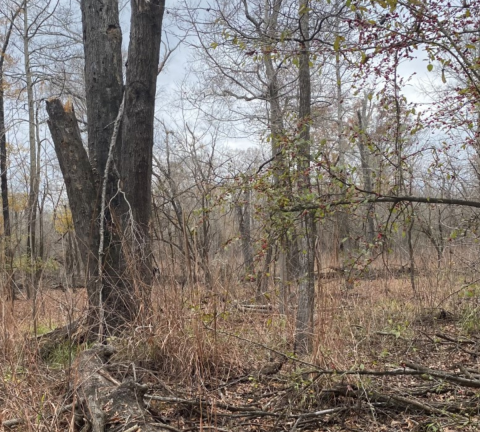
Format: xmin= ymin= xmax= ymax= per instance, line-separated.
xmin=404 ymin=362 xmax=480 ymax=388
xmin=325 ymin=385 xmax=467 ymax=419
xmin=434 ymin=332 xmax=476 ymax=344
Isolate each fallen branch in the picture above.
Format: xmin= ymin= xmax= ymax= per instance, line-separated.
xmin=326 ymin=385 xmax=467 ymax=419
xmin=290 ymin=407 xmax=347 ymax=431
xmin=434 ymin=333 xmax=475 ymax=345
xmin=404 ymin=362 xmax=480 ymax=388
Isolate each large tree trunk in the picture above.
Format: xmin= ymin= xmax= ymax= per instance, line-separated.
xmin=295 ymin=0 xmax=316 ymax=354
xmin=45 ymin=0 xmax=166 ymax=423
xmin=75 ymin=344 xmax=161 ymax=432
xmin=118 ymin=0 xmax=165 ymax=304
xmin=81 ymin=0 xmax=126 ymax=331
xmin=47 ymin=0 xmax=165 ymax=334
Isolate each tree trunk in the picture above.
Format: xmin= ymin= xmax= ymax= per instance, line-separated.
xmin=357 ymin=97 xmax=375 ymax=244
xmin=81 ymin=0 xmax=127 ymax=331
xmin=334 ymin=21 xmax=351 ymax=261
xmin=0 ymin=85 xmax=13 ymax=302
xmin=0 ymin=8 xmax=18 ymax=302
xmin=46 ymin=100 xmax=97 ymax=277
xmin=262 ymin=0 xmax=300 ymax=307
xmin=24 ymin=0 xmax=40 ymax=300
xmin=75 ymin=344 xmax=160 ymax=432
xmin=295 ymin=0 xmax=316 ymax=354
xmin=47 ymin=0 xmax=165 ymax=334
xmin=118 ymin=0 xmax=165 ymax=304
xmin=236 ymin=187 xmax=254 ymax=276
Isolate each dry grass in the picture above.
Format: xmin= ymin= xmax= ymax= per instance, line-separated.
xmin=0 ymin=261 xmax=479 ymax=431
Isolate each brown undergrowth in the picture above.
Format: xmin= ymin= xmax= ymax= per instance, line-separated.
xmin=1 ymin=264 xmax=480 ymax=431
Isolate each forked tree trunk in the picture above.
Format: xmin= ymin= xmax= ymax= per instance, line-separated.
xmin=46 ymin=0 xmax=165 ymax=335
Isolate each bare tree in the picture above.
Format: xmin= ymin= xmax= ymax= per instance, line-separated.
xmin=294 ymin=0 xmax=316 ymax=354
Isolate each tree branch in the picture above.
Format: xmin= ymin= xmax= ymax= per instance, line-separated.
xmin=281 ymin=194 xmax=480 ymax=212
xmin=46 ymin=98 xmax=98 ymax=270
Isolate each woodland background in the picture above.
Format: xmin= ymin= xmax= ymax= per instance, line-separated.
xmin=1 ymin=0 xmax=480 ymax=431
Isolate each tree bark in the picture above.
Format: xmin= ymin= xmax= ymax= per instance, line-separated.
xmin=46 ymin=99 xmax=97 ymax=271
xmin=0 ymin=8 xmax=18 ymax=302
xmin=75 ymin=344 xmax=161 ymax=432
xmin=295 ymin=0 xmax=316 ymax=354
xmin=118 ymin=0 xmax=165 ymax=304
xmin=47 ymin=0 xmax=165 ymax=334
xmin=24 ymin=0 xmax=40 ymax=300
xmin=261 ymin=0 xmax=300 ymax=306
xmin=236 ymin=187 xmax=254 ymax=276
xmin=357 ymin=98 xmax=375 ymax=244
xmin=81 ymin=0 xmax=128 ymax=331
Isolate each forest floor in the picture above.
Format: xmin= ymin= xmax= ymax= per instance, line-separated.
xmin=1 ymin=267 xmax=480 ymax=431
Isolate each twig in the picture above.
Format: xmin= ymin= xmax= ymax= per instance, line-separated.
xmin=149 ymin=423 xmax=183 ymax=432
xmin=290 ymin=407 xmax=347 ymax=431
xmin=97 ymin=369 xmax=121 ymax=386
xmin=435 ymin=333 xmax=475 ymax=344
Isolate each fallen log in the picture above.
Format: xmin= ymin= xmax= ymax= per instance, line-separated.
xmin=74 ymin=344 xmax=170 ymax=432
xmin=36 ymin=317 xmax=88 ymax=360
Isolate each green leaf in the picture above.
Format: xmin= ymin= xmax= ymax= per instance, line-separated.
xmin=427 ymin=64 xmax=433 ymax=72
xmin=334 ymin=35 xmax=344 ymax=52
xmin=210 ymin=42 xmax=218 ymax=49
